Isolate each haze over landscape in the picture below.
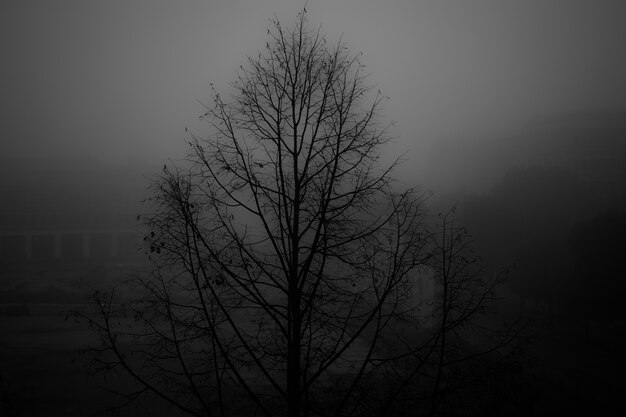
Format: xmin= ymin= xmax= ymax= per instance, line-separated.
xmin=2 ymin=0 xmax=625 ymax=182
xmin=1 ymin=1 xmax=625 ymax=416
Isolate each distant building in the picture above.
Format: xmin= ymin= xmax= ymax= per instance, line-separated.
xmin=409 ymin=266 xmax=438 ymax=328
xmin=0 ymin=156 xmax=149 ymax=264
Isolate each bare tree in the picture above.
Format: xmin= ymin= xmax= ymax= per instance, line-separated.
xmin=80 ymin=10 xmax=521 ymax=417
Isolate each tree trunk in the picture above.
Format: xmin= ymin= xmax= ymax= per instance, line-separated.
xmin=287 ymin=291 xmax=302 ymax=417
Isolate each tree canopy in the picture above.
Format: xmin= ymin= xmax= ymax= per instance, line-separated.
xmin=81 ymin=10 xmax=518 ymax=417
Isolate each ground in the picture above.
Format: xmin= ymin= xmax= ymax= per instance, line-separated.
xmin=1 ymin=260 xmax=623 ymax=416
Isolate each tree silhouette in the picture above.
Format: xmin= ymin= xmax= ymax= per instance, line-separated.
xmin=80 ymin=10 xmax=520 ymax=417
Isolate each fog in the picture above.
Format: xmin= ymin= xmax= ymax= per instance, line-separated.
xmin=1 ymin=1 xmax=625 ymax=415
xmin=2 ymin=1 xmax=625 ymax=171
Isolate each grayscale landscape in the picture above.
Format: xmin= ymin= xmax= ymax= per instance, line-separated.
xmin=1 ymin=1 xmax=625 ymax=416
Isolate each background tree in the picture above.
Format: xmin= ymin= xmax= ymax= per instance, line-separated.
xmin=80 ymin=10 xmax=520 ymax=417
xmin=460 ymin=166 xmax=594 ymax=312
xmin=568 ymin=210 xmax=626 ymax=323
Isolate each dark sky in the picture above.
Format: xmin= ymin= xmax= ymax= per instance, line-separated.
xmin=2 ymin=0 xmax=625 ymax=190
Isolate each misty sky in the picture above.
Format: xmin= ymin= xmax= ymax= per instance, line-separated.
xmin=2 ymin=0 xmax=625 ymax=189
